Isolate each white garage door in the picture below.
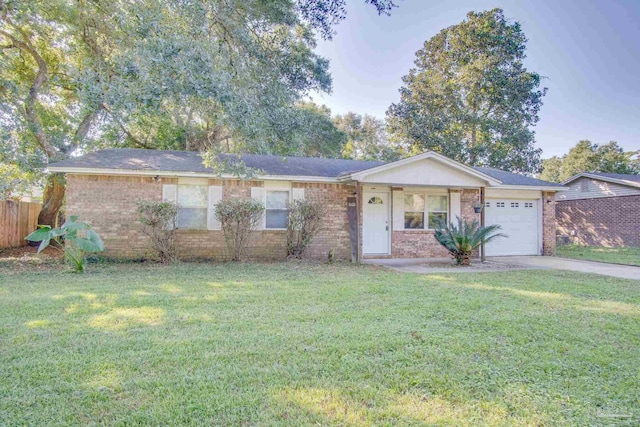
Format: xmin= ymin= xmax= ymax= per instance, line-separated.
xmin=484 ymin=199 xmax=540 ymax=256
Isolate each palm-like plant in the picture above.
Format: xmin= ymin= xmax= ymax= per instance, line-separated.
xmin=434 ymin=217 xmax=507 ymax=266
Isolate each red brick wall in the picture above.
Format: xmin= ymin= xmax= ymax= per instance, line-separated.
xmin=542 ymin=191 xmax=557 ymax=255
xmin=556 ymin=195 xmax=640 ymax=247
xmin=66 ymin=174 xmax=166 ymax=259
xmin=390 ymin=189 xmax=481 ymax=258
xmin=66 ymin=174 xmax=354 ymax=261
xmin=293 ymin=182 xmax=354 ymax=260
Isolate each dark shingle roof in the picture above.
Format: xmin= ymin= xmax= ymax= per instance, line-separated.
xmin=49 ymin=148 xmax=562 ymax=187
xmin=472 ymin=166 xmax=564 ymax=187
xmin=49 ymin=149 xmax=384 ymax=178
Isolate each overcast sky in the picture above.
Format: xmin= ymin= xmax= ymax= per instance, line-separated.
xmin=308 ymin=0 xmax=640 ymax=158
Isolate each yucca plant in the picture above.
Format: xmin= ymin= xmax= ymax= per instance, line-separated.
xmin=434 ymin=217 xmax=507 ymax=266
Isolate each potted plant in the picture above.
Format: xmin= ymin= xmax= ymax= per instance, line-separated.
xmin=473 ymin=203 xmax=483 ymax=213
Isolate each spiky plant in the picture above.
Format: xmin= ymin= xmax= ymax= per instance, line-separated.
xmin=434 ymin=217 xmax=507 ymax=266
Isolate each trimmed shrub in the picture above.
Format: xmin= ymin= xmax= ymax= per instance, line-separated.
xmin=287 ymin=199 xmax=325 ymax=258
xmin=214 ymin=198 xmax=264 ymax=261
xmin=137 ymin=200 xmax=178 ymax=264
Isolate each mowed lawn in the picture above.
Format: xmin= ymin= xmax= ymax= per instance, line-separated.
xmin=1 ymin=262 xmax=639 ymax=426
xmin=557 ymin=244 xmax=640 ymax=266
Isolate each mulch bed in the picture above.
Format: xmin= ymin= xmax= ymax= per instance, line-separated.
xmin=0 ymin=245 xmax=64 ymax=274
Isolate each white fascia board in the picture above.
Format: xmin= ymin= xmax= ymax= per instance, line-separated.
xmin=345 ymin=151 xmax=502 ymax=185
xmin=494 ymin=185 xmax=566 ymax=192
xmin=46 ymin=167 xmax=341 ymax=183
xmin=561 ymin=172 xmax=640 ymax=189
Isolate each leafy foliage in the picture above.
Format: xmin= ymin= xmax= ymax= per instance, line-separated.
xmin=137 ymin=200 xmax=179 ymax=264
xmin=386 ymin=9 xmax=546 ymax=173
xmin=434 ymin=217 xmax=506 ymax=265
xmin=25 ymin=215 xmax=105 ymax=272
xmin=286 ymin=199 xmax=326 ymax=258
xmin=1 ymin=0 xmax=397 ymax=224
xmin=214 ymin=198 xmax=265 ymax=261
xmin=334 ymin=112 xmax=402 ymax=161
xmin=540 ymin=140 xmax=640 ymax=182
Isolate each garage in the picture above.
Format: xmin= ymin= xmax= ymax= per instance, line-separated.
xmin=484 ymin=199 xmax=540 ymax=256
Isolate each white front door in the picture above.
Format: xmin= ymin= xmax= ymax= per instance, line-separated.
xmin=485 ymin=199 xmax=540 ymax=256
xmin=363 ymin=191 xmax=390 ymax=255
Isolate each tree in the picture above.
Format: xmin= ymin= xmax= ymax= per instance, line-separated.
xmin=1 ymin=0 xmax=397 ymax=226
xmin=334 ymin=112 xmax=401 ymax=161
xmin=538 ymin=156 xmax=563 ymax=183
xmin=386 ymin=9 xmax=547 ymax=173
xmin=539 ymin=140 xmax=639 ymax=182
xmin=288 ymin=102 xmax=347 ymax=158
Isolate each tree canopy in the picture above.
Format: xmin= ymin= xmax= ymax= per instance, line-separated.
xmin=386 ymin=8 xmax=546 ymax=173
xmin=334 ymin=112 xmax=401 ymax=161
xmin=539 ymin=140 xmax=640 ymax=182
xmin=0 ymin=0 xmax=396 ymax=222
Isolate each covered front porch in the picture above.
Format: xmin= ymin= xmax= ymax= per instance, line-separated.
xmin=339 ymin=152 xmax=499 ymax=261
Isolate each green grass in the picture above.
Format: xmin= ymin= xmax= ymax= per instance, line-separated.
xmin=557 ymin=244 xmax=640 ymax=266
xmin=1 ymin=262 xmax=639 ymax=426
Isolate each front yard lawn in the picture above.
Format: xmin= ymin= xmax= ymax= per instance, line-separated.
xmin=1 ymin=262 xmax=639 ymax=426
xmin=557 ymin=244 xmax=640 ymax=266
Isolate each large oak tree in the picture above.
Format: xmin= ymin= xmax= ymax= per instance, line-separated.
xmin=1 ymin=0 xmax=396 ymax=225
xmin=386 ymin=9 xmax=547 ymax=173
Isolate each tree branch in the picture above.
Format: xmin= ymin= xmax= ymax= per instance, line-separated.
xmin=100 ymin=102 xmax=152 ymax=149
xmin=0 ymin=23 xmax=58 ymax=159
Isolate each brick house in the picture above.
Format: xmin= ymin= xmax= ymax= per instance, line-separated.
xmin=48 ymin=149 xmax=563 ymax=261
xmin=557 ymin=172 xmax=640 ymax=247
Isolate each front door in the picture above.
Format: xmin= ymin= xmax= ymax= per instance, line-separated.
xmin=363 ymin=191 xmax=390 ymax=255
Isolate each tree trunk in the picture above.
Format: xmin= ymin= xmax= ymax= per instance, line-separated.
xmin=38 ymin=173 xmax=66 ymax=227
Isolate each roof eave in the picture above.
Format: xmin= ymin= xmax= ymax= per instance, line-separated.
xmin=492 ymin=184 xmax=566 ymax=192
xmin=561 ymin=172 xmax=640 ymax=189
xmin=46 ymin=166 xmax=343 ymax=183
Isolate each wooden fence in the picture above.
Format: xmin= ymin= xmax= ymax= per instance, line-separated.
xmin=0 ymin=201 xmax=42 ymax=249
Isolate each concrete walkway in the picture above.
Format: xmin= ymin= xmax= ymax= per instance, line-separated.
xmin=488 ymin=256 xmax=640 ymax=280
xmin=364 ymin=256 xmax=640 ymax=280
xmin=363 ymin=257 xmax=541 ymax=274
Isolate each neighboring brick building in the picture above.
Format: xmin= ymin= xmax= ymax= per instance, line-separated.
xmin=50 ymin=149 xmax=563 ymax=261
xmin=557 ymin=172 xmax=640 ymax=247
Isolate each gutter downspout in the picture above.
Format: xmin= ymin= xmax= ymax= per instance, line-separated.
xmin=480 ymin=186 xmax=486 ymax=262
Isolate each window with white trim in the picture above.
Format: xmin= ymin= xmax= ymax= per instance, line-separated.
xmin=177 ymin=184 xmax=208 ymax=229
xmin=403 ymin=193 xmax=448 ymax=229
xmin=265 ymin=190 xmax=289 ymax=229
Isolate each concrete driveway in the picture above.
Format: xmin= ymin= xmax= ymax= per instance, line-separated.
xmin=490 ymin=256 xmax=640 ymax=280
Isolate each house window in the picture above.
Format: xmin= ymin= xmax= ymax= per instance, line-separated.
xmin=403 ymin=194 xmax=448 ymax=229
xmin=525 ymin=202 xmax=534 ymax=208
xmin=511 ymin=202 xmax=519 ymax=208
xmin=266 ymin=190 xmax=289 ymax=229
xmin=496 ymin=202 xmax=505 ymax=208
xmin=177 ymin=184 xmax=208 ymax=229
xmin=368 ymin=196 xmax=384 ymax=204
xmin=404 ymin=194 xmax=425 ymax=229
xmin=428 ymin=195 xmax=448 ymax=229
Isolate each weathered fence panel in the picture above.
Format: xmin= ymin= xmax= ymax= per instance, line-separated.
xmin=0 ymin=201 xmax=42 ymax=249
